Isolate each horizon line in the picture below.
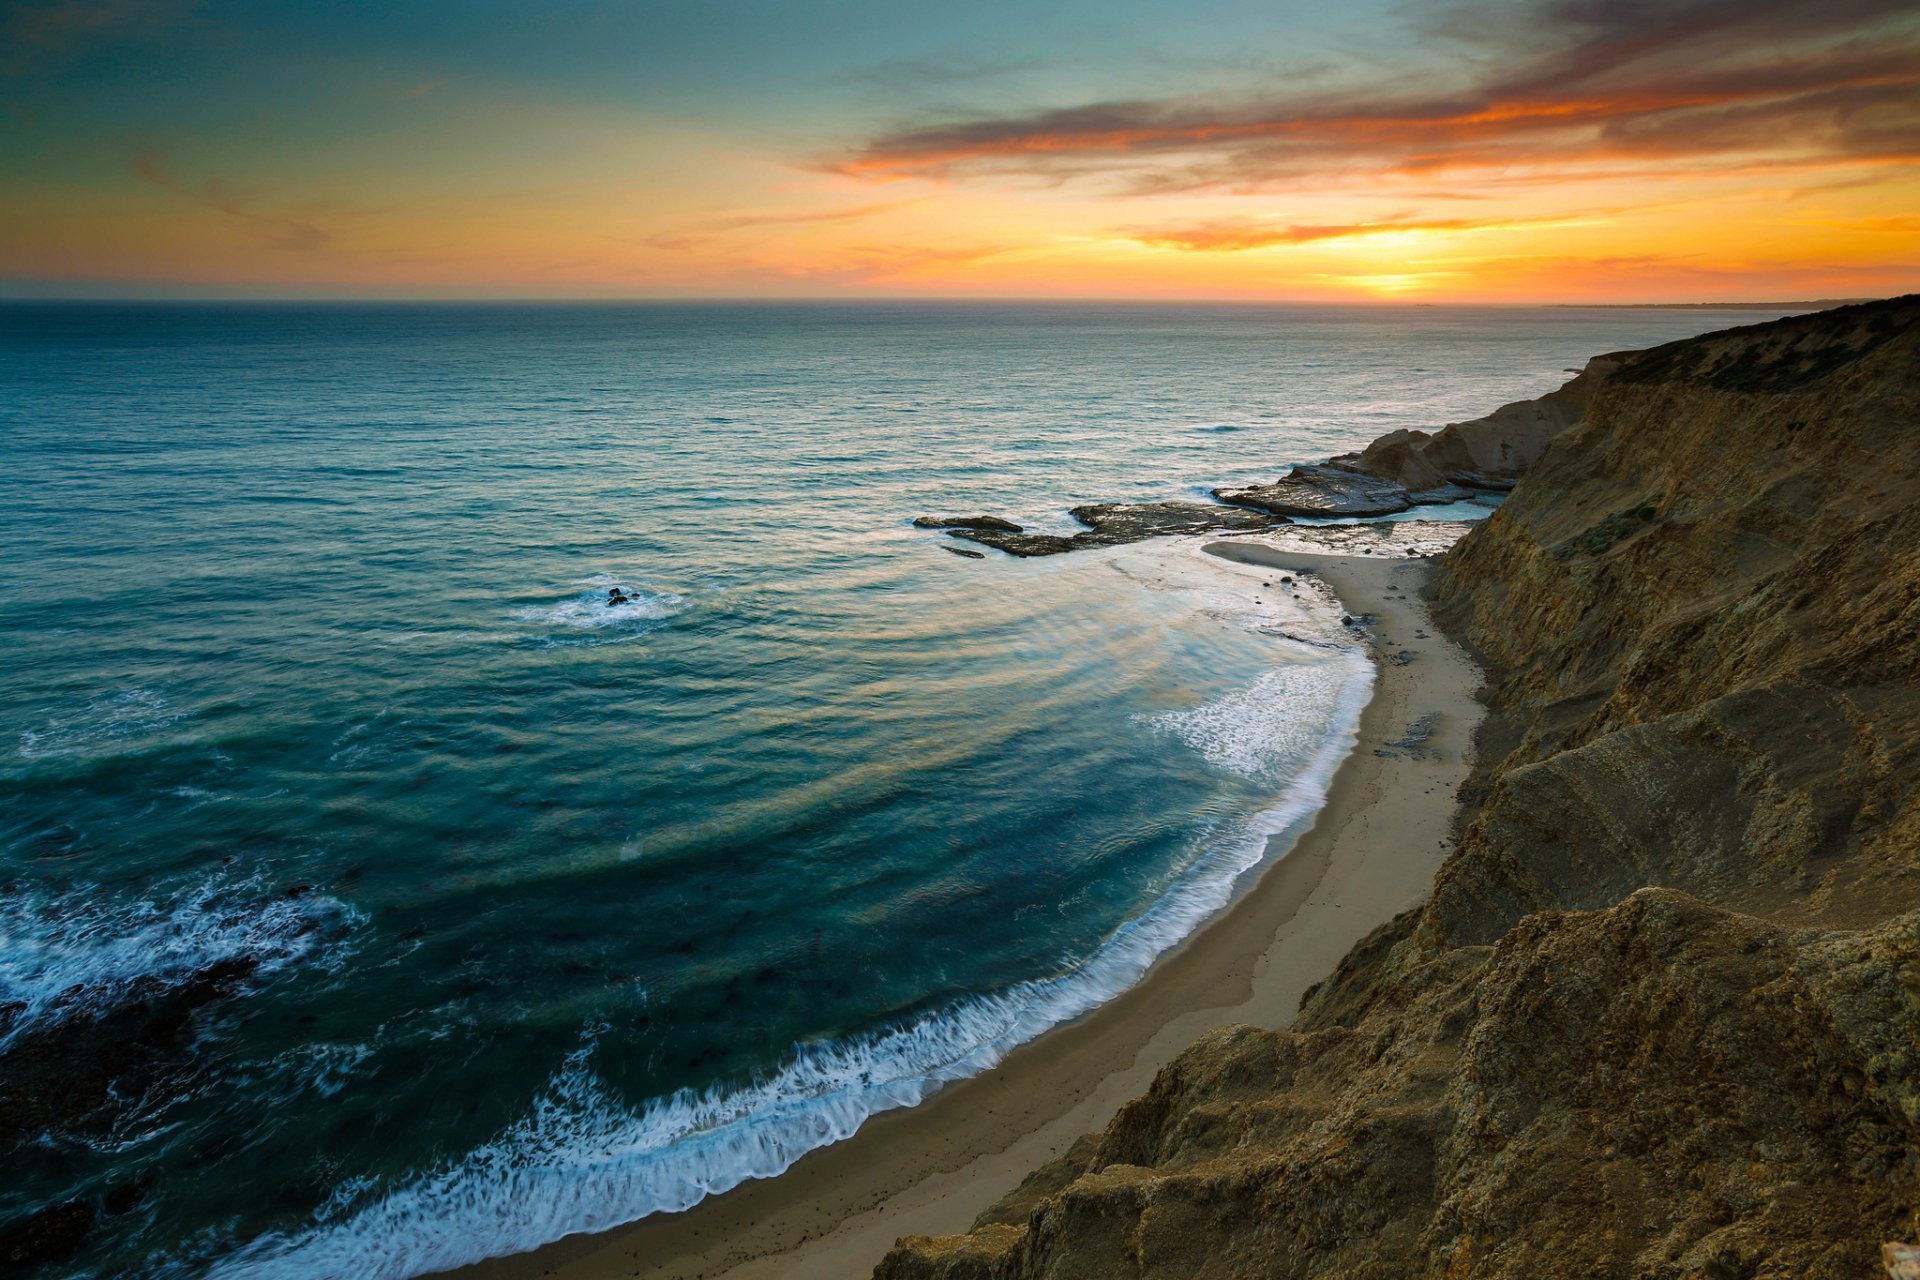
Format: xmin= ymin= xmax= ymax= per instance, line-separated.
xmin=0 ymin=293 xmax=1889 ymax=309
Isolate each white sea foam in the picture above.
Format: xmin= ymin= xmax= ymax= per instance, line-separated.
xmin=0 ymin=876 xmax=360 ymax=1050
xmin=16 ymin=687 xmax=189 ymax=762
xmin=513 ymin=576 xmax=685 ymax=645
xmin=194 ymin=634 xmax=1374 ymax=1280
xmin=1146 ymin=662 xmax=1362 ymax=782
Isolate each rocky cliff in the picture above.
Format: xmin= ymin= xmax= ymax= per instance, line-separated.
xmin=1331 ymin=350 xmax=1626 ymax=491
xmin=876 ymin=296 xmax=1920 ymax=1280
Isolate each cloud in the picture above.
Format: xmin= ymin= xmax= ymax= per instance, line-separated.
xmin=133 ymin=152 xmax=333 ymax=251
xmin=1120 ymin=213 xmax=1596 ymax=251
xmin=826 ymin=0 xmax=1920 ymax=193
xmin=645 ymin=201 xmax=909 ymax=251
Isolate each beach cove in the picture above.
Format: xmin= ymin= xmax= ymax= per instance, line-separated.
xmin=454 ymin=536 xmax=1485 ymax=1280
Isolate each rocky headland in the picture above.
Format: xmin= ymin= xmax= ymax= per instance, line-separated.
xmin=879 ymin=296 xmax=1920 ymax=1279
xmin=916 ymin=352 xmax=1621 ymax=557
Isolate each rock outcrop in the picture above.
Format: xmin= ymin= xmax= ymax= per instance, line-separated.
xmin=941 ymin=501 xmax=1285 ymax=558
xmin=1331 ymin=351 xmax=1627 ymax=491
xmin=1212 ymin=464 xmax=1417 ymax=518
xmin=877 ymin=295 xmax=1920 ymax=1280
xmin=920 ymin=353 xmax=1614 ymax=558
xmin=914 ymin=516 xmax=1026 ymax=533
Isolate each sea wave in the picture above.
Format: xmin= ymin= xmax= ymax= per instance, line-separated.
xmin=16 ymin=687 xmax=189 ymax=762
xmin=194 ymin=647 xmax=1373 ymax=1280
xmin=0 ymin=876 xmax=360 ymax=1051
xmin=1145 ymin=662 xmax=1360 ymax=782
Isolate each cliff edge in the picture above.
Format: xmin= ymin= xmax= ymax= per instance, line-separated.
xmin=876 ymin=296 xmax=1920 ymax=1280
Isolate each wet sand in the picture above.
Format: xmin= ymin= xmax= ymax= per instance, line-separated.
xmin=450 ymin=540 xmax=1483 ymax=1280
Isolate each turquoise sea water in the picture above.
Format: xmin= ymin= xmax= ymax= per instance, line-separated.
xmin=0 ymin=301 xmax=1749 ymax=1277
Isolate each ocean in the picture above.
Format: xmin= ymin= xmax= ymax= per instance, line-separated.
xmin=0 ymin=300 xmax=1746 ymax=1278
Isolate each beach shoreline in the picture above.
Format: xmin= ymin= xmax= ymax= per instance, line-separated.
xmin=448 ymin=538 xmax=1485 ymax=1280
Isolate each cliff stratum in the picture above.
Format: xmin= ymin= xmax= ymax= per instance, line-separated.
xmin=877 ymin=296 xmax=1920 ymax=1280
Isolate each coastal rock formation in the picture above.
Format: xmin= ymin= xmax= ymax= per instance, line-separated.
xmin=924 ymin=359 xmax=1600 ymax=558
xmin=913 ymin=516 xmax=1026 ymax=533
xmin=877 ymin=295 xmax=1920 ymax=1280
xmin=1330 ymin=351 xmax=1627 ymax=491
xmin=938 ymin=501 xmax=1285 ymax=557
xmin=1212 ymin=464 xmax=1415 ymax=518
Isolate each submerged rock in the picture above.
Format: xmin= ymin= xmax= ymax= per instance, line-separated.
xmin=0 ymin=956 xmax=263 ymax=1151
xmin=0 ymin=1199 xmax=95 ymax=1271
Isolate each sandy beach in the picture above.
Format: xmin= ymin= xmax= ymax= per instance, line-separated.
xmin=450 ymin=538 xmax=1484 ymax=1280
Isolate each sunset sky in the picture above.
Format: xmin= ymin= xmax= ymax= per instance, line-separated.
xmin=2 ymin=0 xmax=1917 ymax=301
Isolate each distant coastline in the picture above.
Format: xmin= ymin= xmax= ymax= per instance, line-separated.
xmin=1556 ymin=298 xmax=1878 ymax=311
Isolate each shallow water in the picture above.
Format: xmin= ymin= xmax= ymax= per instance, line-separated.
xmin=0 ymin=301 xmax=1751 ymax=1277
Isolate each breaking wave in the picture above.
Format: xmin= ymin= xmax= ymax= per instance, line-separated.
xmin=0 ymin=875 xmax=360 ymax=1050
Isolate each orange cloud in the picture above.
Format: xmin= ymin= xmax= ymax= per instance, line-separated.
xmin=1121 ymin=212 xmax=1605 ymax=252
xmin=828 ymin=0 xmax=1920 ymax=193
xmin=646 ymin=202 xmax=911 ymax=251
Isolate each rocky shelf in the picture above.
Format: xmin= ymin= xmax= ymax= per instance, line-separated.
xmin=911 ymin=360 xmax=1618 ymax=557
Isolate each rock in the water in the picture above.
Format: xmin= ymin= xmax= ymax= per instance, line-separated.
xmin=1 ymin=956 xmax=264 ymax=1150
xmin=1213 ymin=464 xmax=1414 ymax=518
xmin=1066 ymin=501 xmax=1281 ymax=540
xmin=0 ymin=1200 xmax=95 ymax=1271
xmin=911 ymin=515 xmax=1023 ymax=532
xmin=946 ymin=501 xmax=1284 ymax=557
xmin=942 ymin=545 xmax=986 ymax=559
xmin=944 ymin=530 xmax=1081 ymax=557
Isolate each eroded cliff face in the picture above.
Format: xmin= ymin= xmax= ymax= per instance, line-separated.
xmin=875 ymin=297 xmax=1920 ymax=1280
xmin=1332 ymin=349 xmax=1626 ymax=492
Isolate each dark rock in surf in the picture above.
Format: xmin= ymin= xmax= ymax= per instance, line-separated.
xmin=0 ymin=1199 xmax=95 ymax=1271
xmin=0 ymin=956 xmax=263 ymax=1151
xmin=912 ymin=515 xmax=1024 ymax=532
xmin=1214 ymin=464 xmax=1415 ymax=518
xmin=947 ymin=500 xmax=1286 ymax=558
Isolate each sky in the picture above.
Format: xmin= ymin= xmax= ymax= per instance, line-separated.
xmin=1 ymin=0 xmax=1917 ymax=301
